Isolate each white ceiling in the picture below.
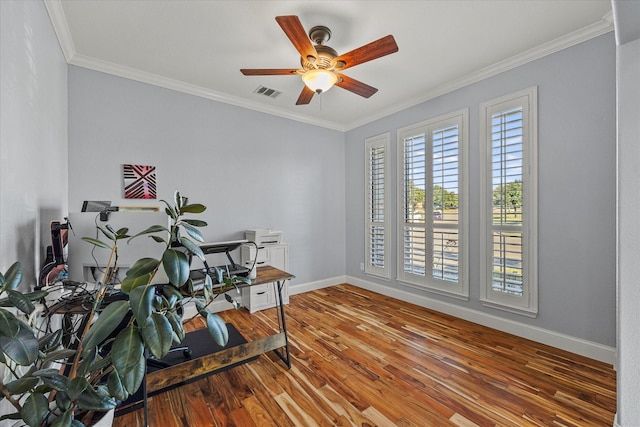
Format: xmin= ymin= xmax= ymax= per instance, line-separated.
xmin=45 ymin=0 xmax=613 ymax=131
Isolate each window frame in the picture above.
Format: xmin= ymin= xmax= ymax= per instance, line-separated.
xmin=364 ymin=132 xmax=391 ymax=279
xmin=396 ymin=109 xmax=469 ymax=299
xmin=479 ymin=87 xmax=538 ymax=316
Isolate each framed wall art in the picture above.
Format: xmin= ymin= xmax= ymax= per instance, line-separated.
xmin=123 ymin=164 xmax=157 ymax=199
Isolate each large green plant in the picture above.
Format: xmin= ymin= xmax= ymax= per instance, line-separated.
xmin=0 ymin=192 xmax=242 ymax=426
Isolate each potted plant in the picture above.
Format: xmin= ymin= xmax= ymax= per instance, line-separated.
xmin=0 ymin=192 xmax=245 ymax=426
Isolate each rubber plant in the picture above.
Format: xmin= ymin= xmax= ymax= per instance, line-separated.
xmin=0 ymin=191 xmax=244 ymax=426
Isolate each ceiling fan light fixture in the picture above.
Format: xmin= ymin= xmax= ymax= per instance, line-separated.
xmin=302 ymin=69 xmax=337 ymax=94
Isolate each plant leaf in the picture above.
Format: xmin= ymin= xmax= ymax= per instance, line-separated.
xmin=2 ymin=262 xmax=23 ymax=291
xmin=141 ymin=312 xmax=173 ymax=359
xmin=205 ymin=313 xmax=229 ymax=347
xmin=67 ymin=376 xmax=89 ymax=401
xmin=6 ymin=289 xmax=35 ymax=314
xmin=129 ymin=285 xmax=155 ymax=325
xmin=77 ymin=385 xmax=117 ymax=412
xmin=179 ymin=237 xmax=204 ymax=260
xmin=121 ymin=272 xmax=151 ymax=293
xmin=114 ymin=227 xmax=130 ymax=240
xmin=81 ymin=237 xmax=112 ymax=250
xmin=112 ymin=326 xmax=144 ymax=375
xmin=124 ymin=258 xmax=160 ymax=280
xmin=0 ymin=322 xmax=39 ymax=365
xmin=6 ymin=377 xmax=39 ymax=394
xmin=161 ymin=199 xmax=177 ymax=220
xmin=179 ymin=221 xmax=204 ymax=242
xmin=180 ymin=218 xmax=207 ymax=227
xmin=112 ymin=327 xmax=145 ymax=394
xmin=128 ymin=225 xmax=169 ymax=242
xmin=165 ymin=310 xmax=185 ymax=341
xmin=0 ymin=308 xmax=22 ymax=337
xmin=180 ymin=203 xmax=206 ymax=214
xmin=21 ymin=392 xmax=49 ymax=427
xmin=39 ymin=329 xmax=63 ymax=351
xmin=50 ymin=409 xmax=73 ymax=427
xmin=160 ymin=285 xmax=182 ymax=309
xmin=162 ymin=249 xmax=189 ymax=287
xmin=174 ymin=191 xmax=182 ymax=210
xmin=82 ymin=300 xmax=129 ymax=352
xmin=38 ymin=372 xmax=71 ymax=392
xmin=55 ymin=390 xmax=72 ymax=412
xmin=150 ymin=235 xmax=166 ymax=243
xmin=107 ymin=369 xmax=129 ymax=401
xmin=42 ymin=348 xmax=76 ymax=366
xmin=98 ymin=226 xmax=116 ymax=241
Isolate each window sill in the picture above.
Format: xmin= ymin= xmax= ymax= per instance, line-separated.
xmin=480 ymin=298 xmax=538 ymax=318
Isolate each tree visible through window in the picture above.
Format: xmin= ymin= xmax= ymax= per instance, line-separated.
xmin=480 ymin=87 xmax=538 ymax=316
xmin=397 ymin=110 xmax=468 ymax=298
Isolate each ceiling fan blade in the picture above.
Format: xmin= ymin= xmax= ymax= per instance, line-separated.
xmin=335 ymin=74 xmax=378 ymax=98
xmin=296 ymin=86 xmax=315 ymax=105
xmin=275 ymin=16 xmax=318 ymax=62
xmin=240 ymin=69 xmax=301 ymax=76
xmin=333 ymin=35 xmax=398 ymax=71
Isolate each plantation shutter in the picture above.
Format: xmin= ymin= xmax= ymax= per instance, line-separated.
xmin=365 ymin=134 xmax=390 ymax=278
xmin=490 ymin=107 xmax=524 ymax=296
xmin=397 ymin=110 xmax=468 ymax=298
xmin=432 ymin=125 xmax=460 ymax=283
xmin=480 ymin=87 xmax=537 ymax=316
xmin=402 ymin=133 xmax=427 ymax=276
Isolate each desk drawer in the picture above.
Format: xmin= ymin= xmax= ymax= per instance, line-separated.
xmin=250 ymin=283 xmax=271 ymax=307
xmin=242 ymin=283 xmax=276 ymax=312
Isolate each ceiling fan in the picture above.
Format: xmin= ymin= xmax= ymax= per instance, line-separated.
xmin=240 ymin=15 xmax=399 ymax=105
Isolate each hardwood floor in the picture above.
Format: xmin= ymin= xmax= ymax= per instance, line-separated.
xmin=113 ymin=284 xmax=616 ymax=427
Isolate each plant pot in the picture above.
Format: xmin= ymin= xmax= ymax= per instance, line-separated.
xmin=90 ymin=408 xmax=115 ymax=427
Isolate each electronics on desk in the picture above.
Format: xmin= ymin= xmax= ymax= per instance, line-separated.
xmin=245 ymin=229 xmax=282 ymax=245
xmin=189 ymin=240 xmax=250 ymax=284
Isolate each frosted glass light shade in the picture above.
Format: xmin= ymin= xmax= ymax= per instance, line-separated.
xmin=301 ymin=69 xmax=338 ymax=93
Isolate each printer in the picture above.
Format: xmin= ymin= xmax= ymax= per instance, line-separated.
xmin=245 ymin=229 xmax=282 ymax=245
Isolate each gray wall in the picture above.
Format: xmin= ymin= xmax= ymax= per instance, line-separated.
xmin=345 ymin=33 xmax=616 ymax=348
xmin=614 ymin=0 xmax=640 ymax=422
xmin=67 ymin=66 xmax=346 ymax=288
xmin=0 ymin=0 xmax=68 ymax=285
xmin=0 ymin=1 xmax=68 ymax=423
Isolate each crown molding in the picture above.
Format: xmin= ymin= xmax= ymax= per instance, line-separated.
xmin=343 ymin=11 xmax=615 ymax=131
xmin=43 ymin=0 xmax=75 ymax=62
xmin=69 ymin=53 xmax=346 ymax=131
xmin=44 ymin=1 xmax=613 ymax=133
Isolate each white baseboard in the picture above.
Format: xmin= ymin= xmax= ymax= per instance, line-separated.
xmin=346 ymin=275 xmax=616 ymax=365
xmin=180 ymin=276 xmax=345 ymax=319
xmin=288 ymin=275 xmax=347 ymax=295
xmin=180 ymin=275 xmax=615 ymax=365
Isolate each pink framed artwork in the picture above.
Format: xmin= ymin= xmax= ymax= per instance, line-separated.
xmin=123 ymin=164 xmax=157 ymax=199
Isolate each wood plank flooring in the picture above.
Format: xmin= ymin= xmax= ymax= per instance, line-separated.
xmin=113 ymin=284 xmax=616 ymax=426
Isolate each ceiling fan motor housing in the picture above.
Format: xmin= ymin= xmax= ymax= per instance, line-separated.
xmin=301 ymin=44 xmax=338 ymax=70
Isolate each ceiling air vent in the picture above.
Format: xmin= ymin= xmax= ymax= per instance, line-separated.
xmin=254 ymin=85 xmax=282 ymax=99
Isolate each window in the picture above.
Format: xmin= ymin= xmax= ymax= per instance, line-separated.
xmin=397 ymin=109 xmax=468 ymax=298
xmin=480 ymin=87 xmax=538 ymax=316
xmin=365 ymin=133 xmax=390 ymax=279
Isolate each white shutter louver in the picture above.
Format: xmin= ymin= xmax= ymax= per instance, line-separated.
xmin=365 ymin=134 xmax=390 ymax=279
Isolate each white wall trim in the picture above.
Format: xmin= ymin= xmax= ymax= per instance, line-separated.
xmin=288 ymin=276 xmax=347 ymax=295
xmin=44 ymin=0 xmax=614 ymax=132
xmin=346 ymin=275 xmax=616 ymax=365
xmin=181 ymin=275 xmax=345 ymax=318
xmin=43 ymin=0 xmax=75 ymax=62
xmin=189 ymin=275 xmax=615 ymax=364
xmin=346 ymin=13 xmax=614 ymax=131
